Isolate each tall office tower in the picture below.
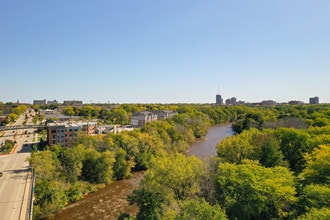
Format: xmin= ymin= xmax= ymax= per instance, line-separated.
xmin=216 ymin=94 xmax=223 ymax=105
xmin=309 ymin=96 xmax=319 ymax=104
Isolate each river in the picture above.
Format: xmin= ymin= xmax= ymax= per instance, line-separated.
xmin=186 ymin=123 xmax=234 ymax=160
xmin=52 ymin=123 xmax=233 ymax=220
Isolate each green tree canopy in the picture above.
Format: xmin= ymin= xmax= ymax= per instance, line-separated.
xmin=175 ymin=198 xmax=227 ymax=220
xmin=127 ymin=188 xmax=163 ymax=220
xmin=143 ymin=153 xmax=203 ymax=201
xmin=300 ymin=144 xmax=330 ymax=184
xmin=275 ymin=128 xmax=313 ymax=174
xmin=216 ymin=161 xmax=297 ymax=220
xmin=297 ymin=208 xmax=330 ymax=220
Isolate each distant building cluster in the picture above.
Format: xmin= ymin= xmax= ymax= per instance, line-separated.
xmin=63 ymin=100 xmax=83 ymax=107
xmin=216 ymin=94 xmax=244 ymax=105
xmin=130 ymin=110 xmax=178 ymax=127
xmin=225 ymin=97 xmax=237 ymax=105
xmin=33 ymin=99 xmax=82 ymax=107
xmin=215 ymin=94 xmax=320 ymax=105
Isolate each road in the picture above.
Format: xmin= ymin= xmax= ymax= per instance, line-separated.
xmin=0 ymin=111 xmax=35 ymax=220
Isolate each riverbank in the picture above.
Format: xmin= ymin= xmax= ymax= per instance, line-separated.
xmin=52 ymin=123 xmax=233 ymax=220
xmin=52 ymin=171 xmax=145 ymax=220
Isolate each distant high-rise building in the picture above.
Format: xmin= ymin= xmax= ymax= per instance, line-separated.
xmin=63 ymin=100 xmax=83 ymax=106
xmin=289 ymin=100 xmax=304 ymax=105
xmin=261 ymin=100 xmax=277 ymax=105
xmin=216 ymin=94 xmax=223 ymax=105
xmin=33 ymin=99 xmax=46 ymax=106
xmin=47 ymin=100 xmax=58 ymax=105
xmin=225 ymin=97 xmax=237 ymax=105
xmin=230 ymin=97 xmax=237 ymax=105
xmin=309 ymin=96 xmax=319 ymax=104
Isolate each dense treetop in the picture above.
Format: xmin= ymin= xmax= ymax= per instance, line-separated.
xmin=28 ymin=103 xmax=330 ymax=219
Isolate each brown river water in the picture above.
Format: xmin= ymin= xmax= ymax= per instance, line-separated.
xmin=52 ymin=123 xmax=233 ymax=220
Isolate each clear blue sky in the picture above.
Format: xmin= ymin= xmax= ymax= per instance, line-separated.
xmin=1 ymin=0 xmax=329 ymax=104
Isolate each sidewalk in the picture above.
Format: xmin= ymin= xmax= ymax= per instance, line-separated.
xmin=19 ymin=170 xmax=33 ymax=220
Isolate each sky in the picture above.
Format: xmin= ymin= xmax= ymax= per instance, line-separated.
xmin=0 ymin=0 xmax=329 ymax=104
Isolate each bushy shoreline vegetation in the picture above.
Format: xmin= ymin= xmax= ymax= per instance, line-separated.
xmin=29 ymin=104 xmax=330 ymax=219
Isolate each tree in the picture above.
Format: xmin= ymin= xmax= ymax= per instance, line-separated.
xmin=175 ymin=198 xmax=227 ymax=220
xmin=33 ymin=179 xmax=68 ymax=218
xmin=13 ymin=105 xmax=27 ymax=115
xmin=135 ymin=132 xmax=165 ymax=170
xmin=300 ymin=144 xmax=330 ymax=184
xmin=216 ymin=129 xmax=258 ymax=164
xmin=255 ymin=132 xmax=286 ymax=167
xmin=275 ymin=128 xmax=313 ymax=174
xmin=30 ymin=151 xmax=61 ymax=181
xmin=127 ymin=188 xmax=163 ymax=220
xmin=298 ymin=184 xmax=330 ymax=213
xmin=8 ymin=113 xmax=18 ymax=122
xmin=143 ymin=153 xmax=203 ymax=201
xmin=113 ymin=148 xmax=135 ymax=180
xmin=107 ymin=107 xmax=129 ymax=124
xmin=232 ymin=112 xmax=264 ymax=134
xmin=81 ymin=150 xmax=115 ymax=184
xmin=1 ymin=139 xmax=15 ymax=153
xmin=216 ymin=161 xmax=297 ymax=219
xmin=296 ymin=208 xmax=330 ymax=220
xmin=58 ymin=145 xmax=85 ymax=183
xmin=62 ymin=106 xmax=75 ymax=116
xmin=30 ymin=150 xmax=68 ymax=218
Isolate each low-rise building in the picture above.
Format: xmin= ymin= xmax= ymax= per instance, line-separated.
xmin=130 ymin=111 xmax=158 ymax=127
xmin=40 ymin=109 xmax=56 ymax=115
xmin=47 ymin=121 xmax=96 ymax=147
xmin=130 ymin=110 xmax=177 ymax=127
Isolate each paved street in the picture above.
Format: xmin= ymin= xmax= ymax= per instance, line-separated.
xmin=0 ymin=112 xmax=35 ymax=220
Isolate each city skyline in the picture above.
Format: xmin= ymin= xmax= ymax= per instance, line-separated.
xmin=1 ymin=1 xmax=329 ymax=104
xmin=4 ymin=95 xmax=323 ymax=105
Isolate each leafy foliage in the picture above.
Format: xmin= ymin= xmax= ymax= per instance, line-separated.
xmin=127 ymin=188 xmax=163 ymax=220
xmin=296 ymin=208 xmax=330 ymax=220
xmin=175 ymin=198 xmax=227 ymax=220
xmin=29 ymin=103 xmax=330 ymax=219
xmin=300 ymin=144 xmax=330 ymax=184
xmin=275 ymin=128 xmax=313 ymax=174
xmin=143 ymin=153 xmax=203 ymax=201
xmin=216 ymin=161 xmax=297 ymax=219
